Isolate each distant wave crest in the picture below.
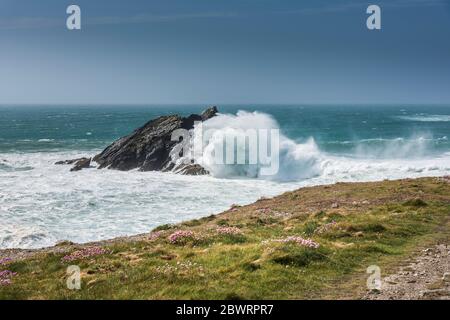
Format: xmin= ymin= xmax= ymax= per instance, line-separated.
xmin=396 ymin=114 xmax=450 ymax=122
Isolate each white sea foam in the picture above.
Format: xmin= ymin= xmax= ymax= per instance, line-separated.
xmin=0 ymin=151 xmax=297 ymax=249
xmin=353 ymin=135 xmax=435 ymax=159
xmin=397 ymin=115 xmax=450 ymax=122
xmin=1 ymin=149 xmax=449 ymax=249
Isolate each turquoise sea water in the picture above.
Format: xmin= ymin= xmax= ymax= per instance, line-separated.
xmin=1 ymin=105 xmax=450 ymax=248
xmin=1 ymin=104 xmax=449 ymax=156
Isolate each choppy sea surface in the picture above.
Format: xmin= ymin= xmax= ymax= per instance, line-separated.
xmin=1 ymin=105 xmax=450 ymax=248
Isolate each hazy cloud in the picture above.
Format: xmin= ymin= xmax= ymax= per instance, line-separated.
xmin=0 ymin=0 xmax=446 ymax=30
xmin=277 ymin=0 xmax=448 ymax=16
xmin=0 ymin=11 xmax=238 ymax=30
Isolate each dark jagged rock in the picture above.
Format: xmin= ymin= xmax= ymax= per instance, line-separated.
xmin=174 ymin=163 xmax=209 ymax=176
xmin=55 ymin=157 xmax=89 ymax=165
xmin=92 ymin=106 xmax=218 ymax=172
xmin=70 ymin=158 xmax=91 ymax=171
xmin=201 ymin=106 xmax=218 ymax=121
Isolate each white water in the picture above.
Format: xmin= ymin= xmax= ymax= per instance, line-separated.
xmin=1 ymin=111 xmax=450 ymax=249
xmin=1 ymin=149 xmax=449 ymax=249
xmin=187 ymin=111 xmax=323 ymax=181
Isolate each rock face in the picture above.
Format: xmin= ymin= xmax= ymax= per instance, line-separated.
xmin=173 ymin=163 xmax=209 ymax=176
xmin=92 ymin=106 xmax=218 ymax=173
xmin=70 ymin=158 xmax=91 ymax=172
xmin=55 ymin=158 xmax=88 ymax=165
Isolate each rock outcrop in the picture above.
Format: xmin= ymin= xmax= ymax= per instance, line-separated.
xmin=173 ymin=163 xmax=209 ymax=176
xmin=92 ymin=106 xmax=218 ymax=173
xmin=70 ymin=158 xmax=91 ymax=171
xmin=55 ymin=158 xmax=88 ymax=165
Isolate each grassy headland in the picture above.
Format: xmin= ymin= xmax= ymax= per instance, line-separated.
xmin=1 ymin=176 xmax=449 ymax=299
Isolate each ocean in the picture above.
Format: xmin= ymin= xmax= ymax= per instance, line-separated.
xmin=1 ymin=104 xmax=450 ymax=249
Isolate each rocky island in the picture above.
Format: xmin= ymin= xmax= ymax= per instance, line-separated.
xmin=56 ymin=106 xmax=218 ymax=175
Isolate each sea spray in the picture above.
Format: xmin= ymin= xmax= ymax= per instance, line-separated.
xmin=173 ymin=110 xmax=323 ymax=181
xmin=353 ymin=134 xmax=438 ymax=159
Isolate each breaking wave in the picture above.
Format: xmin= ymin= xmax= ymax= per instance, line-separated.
xmin=397 ymin=114 xmax=450 ymax=122
xmin=190 ymin=111 xmax=322 ymax=181
xmin=173 ymin=111 xmax=450 ymax=181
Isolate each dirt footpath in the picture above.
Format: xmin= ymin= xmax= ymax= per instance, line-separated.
xmin=364 ymin=242 xmax=450 ymax=300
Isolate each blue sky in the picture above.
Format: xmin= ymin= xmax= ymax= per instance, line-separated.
xmin=0 ymin=0 xmax=449 ymax=104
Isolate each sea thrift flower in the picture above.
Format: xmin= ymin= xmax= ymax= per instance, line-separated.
xmin=0 ymin=270 xmax=17 ymax=286
xmin=256 ymin=207 xmax=271 ymax=214
xmin=148 ymin=231 xmax=162 ymax=241
xmin=270 ymin=236 xmax=320 ymax=249
xmin=61 ymin=246 xmax=107 ymax=262
xmin=216 ymin=227 xmax=242 ymax=235
xmin=0 ymin=258 xmax=12 ymax=266
xmin=168 ymin=230 xmax=197 ymax=244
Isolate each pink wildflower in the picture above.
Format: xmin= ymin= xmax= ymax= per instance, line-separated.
xmin=61 ymin=246 xmax=107 ymax=262
xmin=256 ymin=207 xmax=271 ymax=214
xmin=0 ymin=258 xmax=12 ymax=266
xmin=230 ymin=204 xmax=241 ymax=212
xmin=0 ymin=270 xmax=17 ymax=286
xmin=168 ymin=230 xmax=196 ymax=244
xmin=216 ymin=227 xmax=242 ymax=235
xmin=271 ymin=236 xmax=320 ymax=249
xmin=148 ymin=231 xmax=162 ymax=241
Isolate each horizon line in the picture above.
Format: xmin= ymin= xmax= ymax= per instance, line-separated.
xmin=1 ymin=102 xmax=450 ymax=107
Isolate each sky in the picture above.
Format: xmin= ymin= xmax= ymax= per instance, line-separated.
xmin=0 ymin=0 xmax=449 ymax=105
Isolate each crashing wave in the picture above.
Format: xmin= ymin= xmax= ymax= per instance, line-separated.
xmin=170 ymin=111 xmax=450 ymax=180
xmin=171 ymin=110 xmax=323 ymax=181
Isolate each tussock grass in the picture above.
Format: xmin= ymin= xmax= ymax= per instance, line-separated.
xmin=1 ymin=177 xmax=449 ymax=299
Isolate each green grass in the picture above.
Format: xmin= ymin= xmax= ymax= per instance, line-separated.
xmin=1 ymin=177 xmax=449 ymax=299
